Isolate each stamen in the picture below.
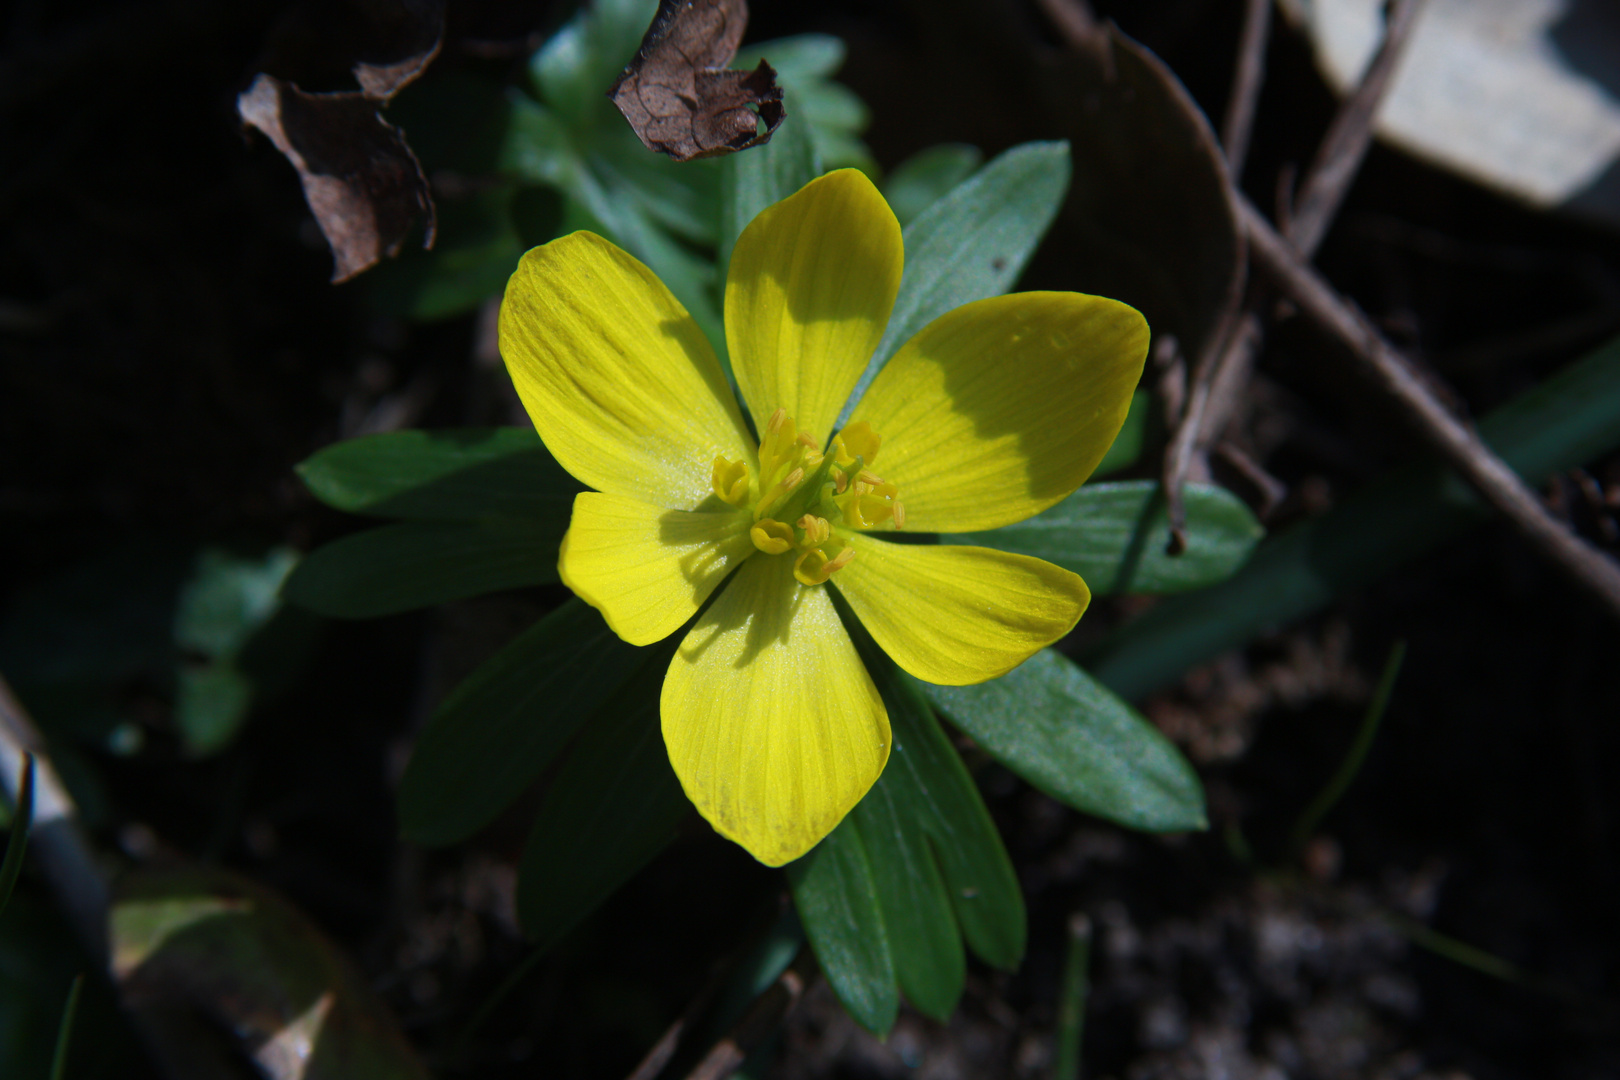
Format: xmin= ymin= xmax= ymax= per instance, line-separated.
xmin=710 ymin=456 xmax=750 ymax=506
xmin=796 ymin=514 xmax=831 ymax=546
xmin=794 ymin=543 xmax=855 ymax=586
xmin=892 ymin=501 xmax=906 ymax=529
xmin=831 ymin=421 xmax=880 ymax=469
xmin=750 ymin=518 xmax=794 ymax=554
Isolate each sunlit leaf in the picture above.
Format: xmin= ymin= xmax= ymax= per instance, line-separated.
xmin=925 ymin=649 xmax=1207 ymax=833
xmin=881 ymin=143 xmax=983 ymax=226
xmin=843 ymin=140 xmax=1071 ymax=418
xmin=944 ymin=480 xmax=1262 ymax=596
xmin=786 ymin=820 xmax=897 ymax=1035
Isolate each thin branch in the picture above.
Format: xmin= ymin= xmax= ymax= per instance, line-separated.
xmin=1194 ymin=0 xmax=1424 ymax=461
xmin=1288 ymin=0 xmax=1424 ymax=256
xmin=1241 ymin=195 xmax=1620 ymax=621
xmin=1220 ymin=0 xmax=1272 ymax=179
xmin=0 ymin=676 xmax=108 ymax=966
xmin=682 ymin=947 xmax=816 ymax=1080
xmin=1162 ymin=288 xmax=1243 ymax=552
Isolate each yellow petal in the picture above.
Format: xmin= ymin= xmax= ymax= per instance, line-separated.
xmin=662 ymin=554 xmax=890 ymax=866
xmin=559 ymin=492 xmax=755 ymax=646
xmin=848 ymin=292 xmax=1148 ymax=532
xmin=500 ymin=232 xmax=755 ymax=509
xmin=834 ymin=539 xmax=1090 ymax=686
xmin=726 ymin=169 xmax=903 ymax=446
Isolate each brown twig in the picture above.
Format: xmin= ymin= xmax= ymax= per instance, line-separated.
xmin=1193 ymin=0 xmax=1425 ymax=470
xmin=682 ymin=946 xmax=817 ymax=1080
xmin=1287 ymin=0 xmax=1425 ymax=255
xmin=0 ymin=675 xmax=108 ymax=966
xmin=1220 ymin=0 xmax=1272 ymax=179
xmin=1162 ymin=283 xmax=1244 ymax=553
xmin=1241 ymin=195 xmax=1620 ymax=620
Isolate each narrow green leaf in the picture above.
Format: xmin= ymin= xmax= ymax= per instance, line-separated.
xmin=848 ymin=774 xmax=964 ymax=1022
xmin=0 ymin=753 xmax=34 ymax=918
xmin=944 ymin=481 xmax=1262 ymax=596
xmin=1092 ymin=388 xmax=1150 ymax=479
xmin=366 ymin=187 xmax=524 ymax=321
xmin=49 ymin=973 xmax=81 ymax=1080
xmin=399 ymin=599 xmax=640 ymax=846
xmin=296 ymin=427 xmax=581 ymax=521
xmin=787 ymin=821 xmax=898 ymax=1036
xmin=925 ymin=649 xmax=1207 ymax=833
xmin=594 ymin=125 xmax=721 ymax=244
xmin=1084 ymin=333 xmax=1620 ymax=700
xmin=516 ymin=645 xmax=690 ymax=952
xmin=282 ymin=518 xmax=562 ymax=618
xmin=499 ymin=94 xmax=578 ymax=188
xmin=842 ymin=141 xmax=1071 ymax=421
xmin=881 ymin=144 xmax=983 ymax=226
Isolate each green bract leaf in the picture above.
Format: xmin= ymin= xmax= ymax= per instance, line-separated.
xmin=737 ymin=35 xmax=871 ymax=171
xmin=296 ymin=427 xmax=581 ymax=521
xmin=500 ymin=94 xmax=579 ymax=188
xmin=843 ymin=140 xmax=1071 ymax=419
xmin=882 ymin=144 xmax=983 ymax=226
xmin=516 ymin=646 xmax=689 ymax=951
xmin=791 ymin=612 xmax=1025 ymax=1031
xmin=1085 ymin=333 xmax=1620 ymax=700
xmin=944 ymin=481 xmax=1262 ymax=596
xmin=399 ymin=599 xmax=639 ymax=846
xmin=282 ymin=519 xmax=561 ymax=618
xmin=1092 ymin=388 xmax=1150 ymax=479
xmin=532 ymin=0 xmax=657 ymax=125
xmin=717 ymin=95 xmax=819 ymax=278
xmin=925 ymin=649 xmax=1207 ymax=833
xmin=786 ymin=821 xmax=898 ymax=1036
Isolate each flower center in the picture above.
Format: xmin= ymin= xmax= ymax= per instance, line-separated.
xmin=710 ymin=408 xmax=904 ymax=586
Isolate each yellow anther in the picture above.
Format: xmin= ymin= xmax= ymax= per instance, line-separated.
xmin=892 ymin=501 xmax=906 ymax=529
xmin=750 ymin=518 xmax=794 ymax=554
xmin=837 ymin=478 xmax=899 ymax=529
xmin=833 ymin=468 xmax=849 ymax=495
xmin=796 ymin=514 xmax=831 ymax=546
xmin=794 ymin=544 xmax=855 ymax=586
xmin=831 ymin=421 xmax=881 ymax=469
xmin=710 ymin=456 xmax=750 ymax=506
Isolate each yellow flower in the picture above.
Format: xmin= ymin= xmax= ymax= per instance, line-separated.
xmin=498 ymin=169 xmax=1148 ymax=867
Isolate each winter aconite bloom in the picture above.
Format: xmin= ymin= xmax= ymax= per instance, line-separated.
xmin=499 ymin=169 xmax=1148 ymax=866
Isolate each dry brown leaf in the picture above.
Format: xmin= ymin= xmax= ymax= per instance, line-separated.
xmin=610 ymin=0 xmax=785 ymax=162
xmin=239 ymin=75 xmax=435 ymax=283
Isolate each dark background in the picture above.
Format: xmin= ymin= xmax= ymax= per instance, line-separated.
xmin=3 ymin=1 xmax=1619 ymax=1077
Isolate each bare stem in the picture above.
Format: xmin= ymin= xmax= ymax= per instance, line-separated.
xmin=1242 ymin=195 xmax=1620 ymax=621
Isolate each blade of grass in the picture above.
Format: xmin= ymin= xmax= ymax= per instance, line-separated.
xmin=0 ymin=752 xmax=34 ymax=917
xmin=1289 ymin=641 xmax=1406 ymax=854
xmin=1053 ymin=913 xmax=1092 ymax=1080
xmin=50 ymin=973 xmax=83 ymax=1080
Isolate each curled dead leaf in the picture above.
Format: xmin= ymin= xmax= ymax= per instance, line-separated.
xmin=610 ymin=0 xmax=785 ymax=162
xmin=239 ymin=74 xmax=436 ymax=284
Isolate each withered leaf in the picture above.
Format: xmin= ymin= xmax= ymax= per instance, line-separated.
xmin=239 ymin=74 xmax=435 ymax=283
xmin=260 ymin=0 xmax=446 ymax=101
xmin=610 ymin=0 xmax=785 ymax=162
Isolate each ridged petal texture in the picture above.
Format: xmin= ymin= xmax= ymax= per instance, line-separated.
xmin=500 ymin=231 xmax=756 ymax=510
xmin=835 ymin=539 xmax=1090 ymax=686
xmin=558 ymin=492 xmax=755 ymax=646
xmin=662 ymin=554 xmax=890 ymax=866
xmin=847 ymin=292 xmax=1149 ymax=532
xmin=727 ymin=169 xmax=903 ymax=445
